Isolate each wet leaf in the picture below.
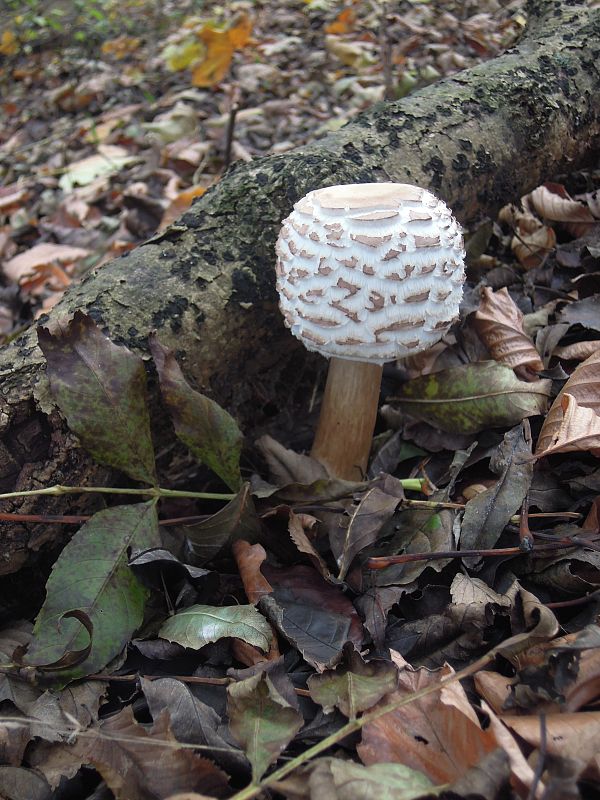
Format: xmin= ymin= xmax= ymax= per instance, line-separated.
xmin=303 ymin=758 xmax=433 ymax=800
xmin=461 ymin=423 xmax=533 ymax=555
xmin=25 ymin=502 xmax=159 ymax=685
xmin=308 ymin=647 xmax=399 ymax=720
xmin=387 ymin=361 xmax=551 ymax=434
xmin=536 ymin=348 xmax=600 ymax=454
xmin=473 ymin=287 xmax=543 ymax=377
xmin=227 ymin=670 xmax=303 ymax=782
xmin=38 ymin=312 xmax=157 ymax=486
xmin=336 ymin=488 xmax=400 ymax=581
xmin=261 ymin=564 xmax=364 ymax=670
xmin=183 ymin=484 xmax=262 ymax=564
xmin=75 ymin=706 xmax=230 ymax=799
xmin=158 ymin=604 xmax=272 ymax=652
xmin=150 ymin=336 xmax=242 ymax=491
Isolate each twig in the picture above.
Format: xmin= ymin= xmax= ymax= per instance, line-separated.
xmin=527 ymin=713 xmax=547 ymax=800
xmin=0 ymin=484 xmax=235 ymax=503
xmin=366 ymin=541 xmax=574 ymax=569
xmin=224 ymin=86 xmax=241 ymax=169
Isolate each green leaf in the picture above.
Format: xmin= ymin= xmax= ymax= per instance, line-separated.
xmin=25 ymin=502 xmax=160 ymax=685
xmin=227 ymin=672 xmax=303 ymax=782
xmin=308 ymin=647 xmax=399 ymax=720
xmin=307 ymin=758 xmax=434 ymax=800
xmin=38 ymin=312 xmax=157 ymax=486
xmin=184 ymin=483 xmax=261 ymax=564
xmin=387 ymin=361 xmax=551 ymax=434
xmin=159 ymin=604 xmax=272 ymax=651
xmin=149 ymin=336 xmax=243 ymax=491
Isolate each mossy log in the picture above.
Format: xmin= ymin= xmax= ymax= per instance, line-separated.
xmin=0 ymin=0 xmax=598 ymax=579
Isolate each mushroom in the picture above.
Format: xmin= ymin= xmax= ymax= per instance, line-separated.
xmin=275 ymin=183 xmax=465 ymax=481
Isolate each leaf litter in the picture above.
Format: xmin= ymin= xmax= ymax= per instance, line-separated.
xmin=1 ymin=2 xmax=600 ymax=800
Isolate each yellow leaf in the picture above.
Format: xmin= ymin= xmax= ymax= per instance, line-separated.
xmin=325 ymin=8 xmax=355 ymax=35
xmin=163 ymin=38 xmax=205 ymax=72
xmin=192 ymin=14 xmax=252 ymax=88
xmin=100 ymin=36 xmax=141 ymax=60
xmin=0 ymin=30 xmax=19 ymax=57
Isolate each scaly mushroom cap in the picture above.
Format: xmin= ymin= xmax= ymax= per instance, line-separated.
xmin=275 ymin=183 xmax=465 ymax=363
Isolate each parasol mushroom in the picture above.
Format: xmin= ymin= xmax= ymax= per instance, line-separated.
xmin=275 ymin=183 xmax=465 ymax=481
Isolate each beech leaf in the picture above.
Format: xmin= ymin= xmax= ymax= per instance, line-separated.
xmin=75 ymin=706 xmax=230 ymax=799
xmin=261 ymin=563 xmax=364 ymax=670
xmin=460 ymin=423 xmax=533 ymax=554
xmin=25 ymin=502 xmax=160 ymax=685
xmin=183 ymin=484 xmax=261 ymax=564
xmin=387 ymin=361 xmax=551 ymax=434
xmin=473 ymin=287 xmax=543 ymax=377
xmin=536 ymin=394 xmax=600 ymax=458
xmin=308 ymin=647 xmax=399 ymax=720
xmin=38 ymin=311 xmax=157 ymax=486
xmin=227 ymin=671 xmax=303 ymax=782
xmin=336 ymin=488 xmax=400 ymax=581
xmin=158 ymin=604 xmax=273 ymax=652
xmin=306 ymin=758 xmax=433 ymax=800
xmin=536 ymin=348 xmax=600 ymax=454
xmin=150 ymin=336 xmax=243 ymax=491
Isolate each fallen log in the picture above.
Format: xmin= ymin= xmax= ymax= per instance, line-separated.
xmin=0 ymin=0 xmax=598 ymax=578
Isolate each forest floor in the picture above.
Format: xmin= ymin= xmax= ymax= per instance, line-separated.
xmin=2 ymin=2 xmax=600 ymax=800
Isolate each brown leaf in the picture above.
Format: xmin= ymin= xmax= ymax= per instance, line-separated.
xmin=473 ymin=287 xmax=543 ymax=378
xmin=232 ymin=540 xmax=273 ymax=604
xmin=525 ymin=183 xmax=596 ymax=225
xmin=3 ymin=243 xmax=90 ymax=285
xmin=536 ymin=348 xmax=600 ymax=454
xmin=255 ymin=435 xmax=329 ymax=486
xmin=554 ymin=340 xmax=600 ymax=362
xmin=536 ymin=394 xmax=600 ymax=457
xmin=75 ymin=706 xmax=229 ymax=800
xmin=358 ymin=658 xmax=498 ymax=783
xmin=502 ymin=712 xmax=600 ymax=775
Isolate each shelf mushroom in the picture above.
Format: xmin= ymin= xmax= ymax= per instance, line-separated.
xmin=275 ymin=183 xmax=465 ymax=481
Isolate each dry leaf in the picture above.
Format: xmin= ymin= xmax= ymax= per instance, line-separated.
xmin=358 ymin=658 xmax=498 ymax=784
xmin=473 ymin=287 xmax=543 ymax=378
xmin=536 ymin=349 xmax=600 ymax=454
xmin=192 ymin=14 xmax=252 ymax=87
xmin=512 ymin=217 xmax=556 ymax=269
xmin=3 ymin=243 xmax=89 ymax=285
xmin=159 ymin=186 xmax=208 ymax=231
xmin=325 ymin=9 xmax=356 ymax=34
xmin=553 ymin=341 xmax=600 ymax=362
xmin=525 ymin=183 xmax=596 ymax=225
xmin=536 ymin=394 xmax=600 ymax=457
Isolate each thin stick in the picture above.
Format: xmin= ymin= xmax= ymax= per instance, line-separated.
xmin=0 ymin=484 xmax=235 ymax=503
xmin=366 ymin=541 xmax=574 ymax=569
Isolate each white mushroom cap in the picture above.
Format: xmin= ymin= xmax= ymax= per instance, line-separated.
xmin=275 ymin=183 xmax=465 ymax=364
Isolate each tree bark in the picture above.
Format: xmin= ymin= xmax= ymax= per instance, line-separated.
xmin=0 ymin=0 xmax=598 ymax=576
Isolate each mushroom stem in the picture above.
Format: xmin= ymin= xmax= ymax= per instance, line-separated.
xmin=311 ymin=357 xmax=383 ymax=481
